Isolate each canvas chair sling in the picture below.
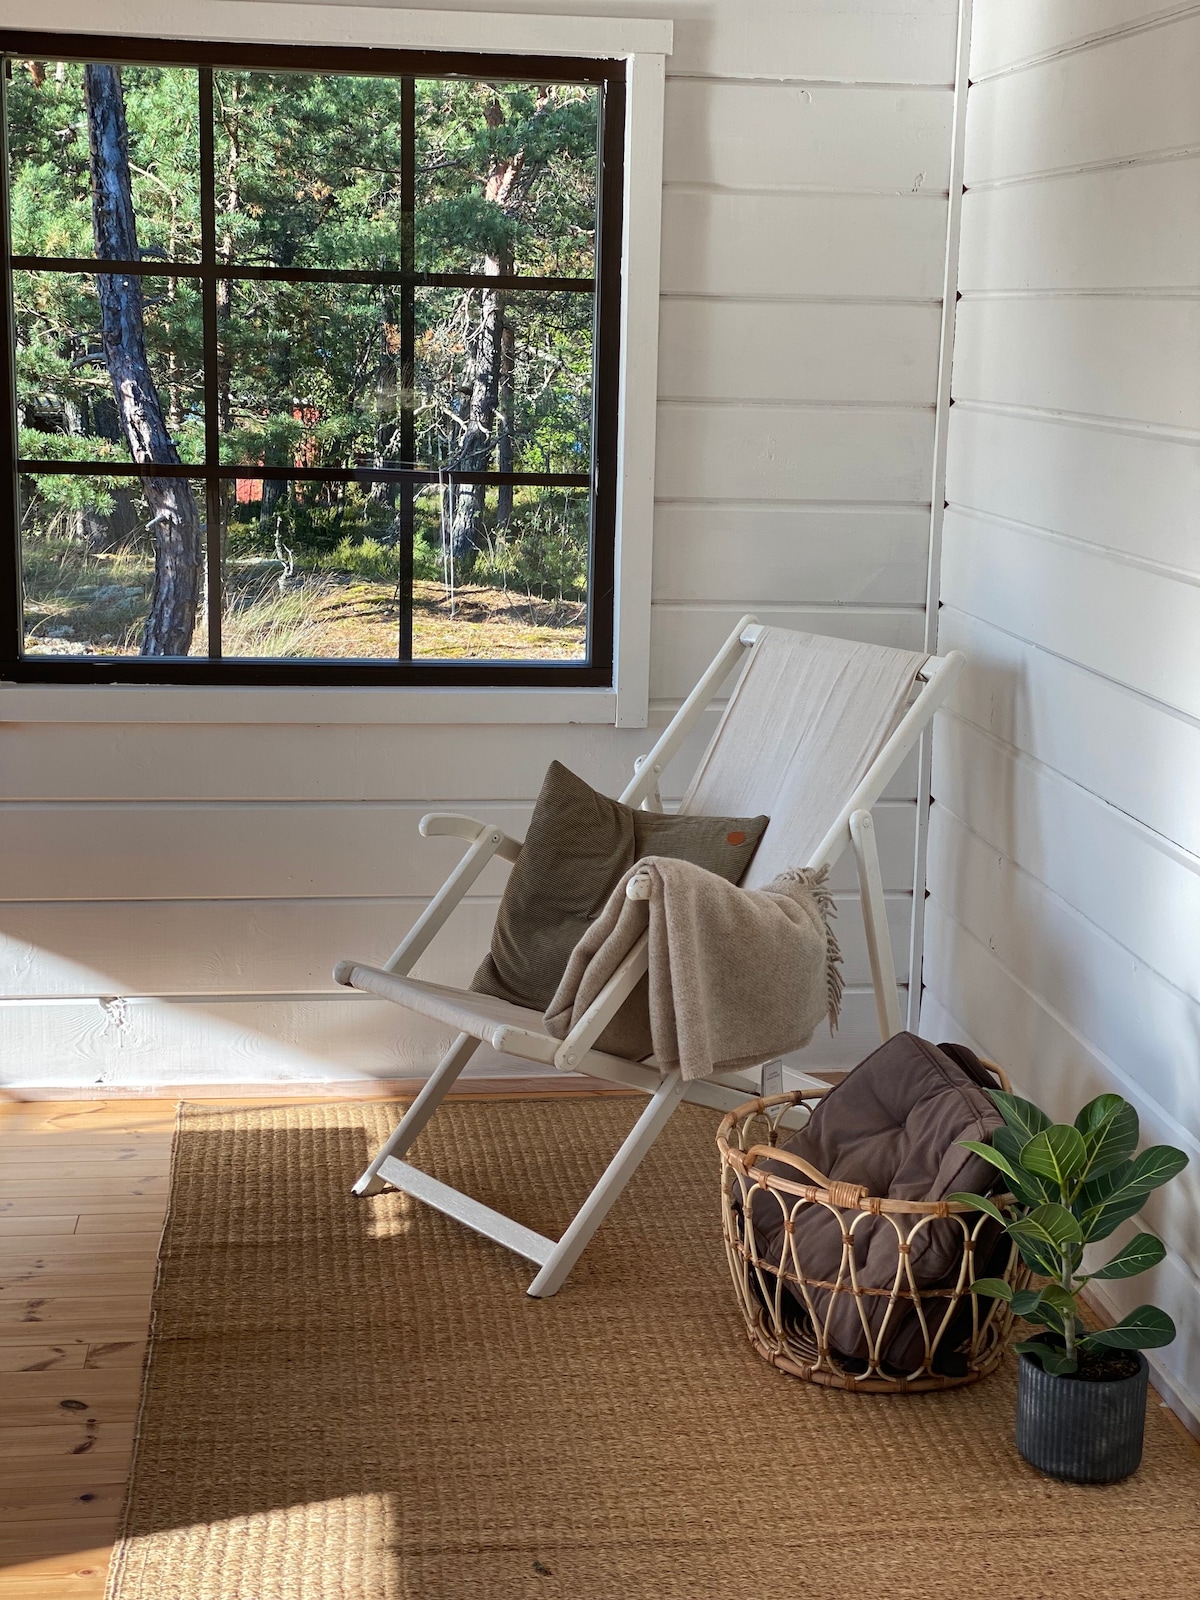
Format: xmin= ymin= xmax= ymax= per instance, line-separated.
xmin=334 ymin=617 xmax=964 ymax=1296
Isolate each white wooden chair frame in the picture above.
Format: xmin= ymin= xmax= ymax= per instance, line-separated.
xmin=337 ymin=617 xmax=964 ymax=1297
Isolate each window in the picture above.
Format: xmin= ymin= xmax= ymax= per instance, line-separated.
xmin=0 ymin=31 xmax=625 ymax=685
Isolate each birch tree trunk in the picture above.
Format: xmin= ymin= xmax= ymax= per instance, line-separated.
xmin=85 ymin=63 xmax=203 ymax=657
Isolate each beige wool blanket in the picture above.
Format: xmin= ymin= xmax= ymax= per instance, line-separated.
xmin=544 ymin=857 xmax=841 ymax=1082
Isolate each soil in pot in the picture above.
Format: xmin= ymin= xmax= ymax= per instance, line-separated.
xmin=1016 ymin=1350 xmax=1149 ymax=1484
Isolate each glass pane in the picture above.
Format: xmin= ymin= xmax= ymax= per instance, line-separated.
xmin=218 ymin=279 xmax=400 ymax=470
xmin=413 ymin=485 xmax=589 ymax=661
xmin=6 ymin=60 xmax=200 ymax=261
xmin=20 ymin=473 xmax=208 ymax=658
xmin=15 ymin=271 xmax=205 ymax=466
xmin=415 ymin=289 xmax=593 ymax=473
xmin=416 ymin=80 xmax=599 ymax=277
xmin=221 ymin=477 xmax=402 ymax=659
xmin=213 ymin=69 xmax=405 ymax=270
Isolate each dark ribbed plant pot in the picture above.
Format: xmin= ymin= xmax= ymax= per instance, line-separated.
xmin=1016 ymin=1350 xmax=1149 ymax=1483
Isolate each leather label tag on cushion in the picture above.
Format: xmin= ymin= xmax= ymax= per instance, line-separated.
xmin=471 ymin=760 xmax=768 ymax=1012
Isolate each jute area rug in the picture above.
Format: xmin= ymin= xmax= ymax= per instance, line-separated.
xmin=109 ymin=1097 xmax=1200 ymax=1600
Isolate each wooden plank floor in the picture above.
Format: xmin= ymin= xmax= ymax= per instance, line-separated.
xmin=0 ymin=1100 xmax=174 ymax=1597
xmin=0 ymin=1082 xmax=628 ymax=1597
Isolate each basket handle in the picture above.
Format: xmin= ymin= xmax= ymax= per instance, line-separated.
xmin=744 ymin=1144 xmax=868 ymax=1207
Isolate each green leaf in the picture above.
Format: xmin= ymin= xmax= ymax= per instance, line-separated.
xmin=1082 ymin=1306 xmax=1176 ymax=1351
xmin=1089 ymin=1232 xmax=1167 ymax=1281
xmin=1076 ymin=1096 xmax=1139 ymax=1180
xmin=991 ymin=1127 xmax=1048 ymax=1203
xmin=1020 ymin=1125 xmax=1088 ymax=1189
xmin=1078 ymin=1147 xmax=1189 ymax=1241
xmin=989 ymin=1089 xmax=1050 ymax=1143
xmin=957 ymin=1139 xmax=1028 ymax=1192
xmin=947 ymin=1191 xmax=1009 ymax=1225
xmin=1075 ymin=1092 xmax=1126 ymax=1138
xmin=1010 ymin=1202 xmax=1083 ymax=1250
xmin=1126 ymin=1145 xmax=1189 ymax=1193
xmin=1016 ymin=1339 xmax=1077 ymax=1376
xmin=1083 ymin=1193 xmax=1151 ymax=1244
xmin=1009 ymin=1288 xmax=1045 ymax=1317
xmin=968 ymin=1277 xmax=1013 ymax=1301
xmin=1037 ymin=1283 xmax=1079 ymax=1316
xmin=1014 ymin=1234 xmax=1062 ymax=1277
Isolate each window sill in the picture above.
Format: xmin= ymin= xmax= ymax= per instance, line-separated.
xmin=0 ymin=683 xmax=619 ymax=725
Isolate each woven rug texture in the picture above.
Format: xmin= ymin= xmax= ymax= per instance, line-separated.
xmin=107 ymin=1097 xmax=1200 ymax=1600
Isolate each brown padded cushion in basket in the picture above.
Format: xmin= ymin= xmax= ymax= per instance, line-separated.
xmin=471 ymin=760 xmax=768 ymax=1012
xmin=750 ymin=1032 xmax=1004 ymax=1374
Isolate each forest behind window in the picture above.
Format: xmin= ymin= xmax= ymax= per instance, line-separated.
xmin=1 ymin=39 xmax=622 ymax=680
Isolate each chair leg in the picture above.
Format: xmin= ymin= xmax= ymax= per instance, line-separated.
xmin=850 ymin=808 xmax=904 ymax=1041
xmin=526 ymin=1070 xmax=689 ymax=1299
xmin=353 ymin=1031 xmax=480 ymax=1196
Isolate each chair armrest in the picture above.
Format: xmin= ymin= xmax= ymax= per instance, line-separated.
xmin=420 ymin=811 xmax=522 ymax=863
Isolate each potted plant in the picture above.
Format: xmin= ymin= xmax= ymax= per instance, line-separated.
xmin=950 ymin=1087 xmax=1188 ymax=1483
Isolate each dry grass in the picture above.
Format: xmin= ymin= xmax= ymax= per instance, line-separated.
xmin=21 ymin=540 xmax=586 ymax=661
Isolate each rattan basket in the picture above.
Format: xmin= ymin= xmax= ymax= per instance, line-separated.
xmin=717 ymin=1069 xmax=1028 ymax=1393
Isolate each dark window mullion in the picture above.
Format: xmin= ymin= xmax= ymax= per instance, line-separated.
xmin=398 ymin=74 xmax=416 ymax=662
xmin=198 ymin=68 xmax=222 ymax=659
xmin=0 ymin=65 xmax=20 ymax=657
xmin=587 ymin=69 xmax=625 ymax=677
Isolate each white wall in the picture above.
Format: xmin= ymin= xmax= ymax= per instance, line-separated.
xmin=924 ymin=0 xmax=1200 ymax=1426
xmin=0 ymin=0 xmax=960 ymax=1086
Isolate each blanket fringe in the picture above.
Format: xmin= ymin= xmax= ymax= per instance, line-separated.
xmin=776 ymin=866 xmax=844 ymax=1034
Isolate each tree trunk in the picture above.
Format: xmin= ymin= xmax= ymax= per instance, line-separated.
xmin=496 ymin=317 xmax=515 ymax=529
xmin=215 ymin=79 xmax=240 ymax=436
xmin=444 ymin=100 xmax=526 ymax=569
xmin=85 ymin=63 xmax=202 ymax=657
xmin=368 ymin=286 xmax=401 ymax=536
xmin=447 ymin=266 xmax=505 ymax=567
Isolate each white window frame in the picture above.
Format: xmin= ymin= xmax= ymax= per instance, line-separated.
xmin=0 ymin=0 xmax=671 ymax=727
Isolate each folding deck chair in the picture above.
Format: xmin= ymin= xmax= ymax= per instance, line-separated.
xmin=334 ymin=618 xmax=964 ymax=1297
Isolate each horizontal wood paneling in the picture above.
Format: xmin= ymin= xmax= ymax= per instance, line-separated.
xmin=953 ymin=297 xmax=1200 ymax=429
xmin=945 ymin=405 xmax=1200 ymax=575
xmin=919 ymin=924 xmax=1200 ymax=1426
xmin=663 ymin=79 xmax=953 ymax=191
xmin=652 ymin=504 xmax=929 ymax=604
xmin=0 ymin=720 xmax=708 ymax=805
xmin=969 ymin=1 xmax=1191 ymax=78
xmin=928 ymin=805 xmax=1200 ymax=1143
xmin=965 ymin=12 xmax=1200 ymax=184
xmin=958 ymin=158 xmax=1200 ymax=292
xmin=939 ymin=608 xmax=1200 ymax=859
xmin=0 ymin=717 xmax=920 ymax=804
xmin=658 ymin=300 xmax=941 ymax=403
xmin=0 ymin=798 xmax=919 ymax=903
xmin=933 ymin=0 xmax=1200 ymax=1431
xmin=0 ymin=988 xmax=899 ymax=1086
xmin=931 ymin=713 xmax=1200 ymax=1008
xmin=940 ymin=508 xmax=1200 ymax=719
xmin=665 ymin=0 xmax=959 ymax=84
xmin=659 ymin=189 xmax=947 ymax=299
xmin=654 ymin=403 xmax=935 ymax=501
xmin=649 ymin=603 xmax=925 ymax=699
xmin=0 ymin=893 xmax=915 ymax=999
xmin=328 ymin=0 xmax=960 ymax=86
xmin=921 ymin=904 xmax=1200 ymax=1266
